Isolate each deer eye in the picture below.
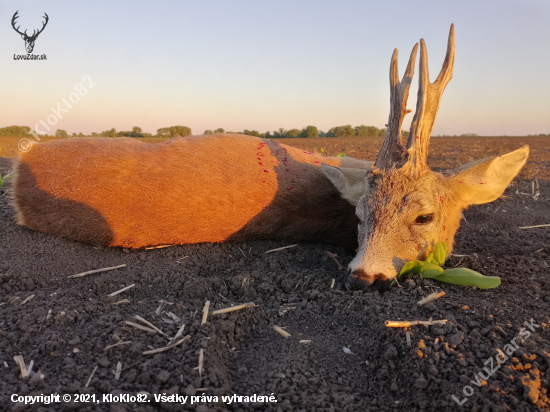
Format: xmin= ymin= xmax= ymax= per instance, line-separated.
xmin=415 ymin=214 xmax=434 ymax=224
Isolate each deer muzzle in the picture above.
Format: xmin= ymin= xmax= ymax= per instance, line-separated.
xmin=345 ymin=267 xmax=394 ymax=292
xmin=345 ymin=240 xmax=402 ymax=292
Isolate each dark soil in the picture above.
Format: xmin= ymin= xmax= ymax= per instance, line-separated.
xmin=0 ymin=137 xmax=549 ymax=411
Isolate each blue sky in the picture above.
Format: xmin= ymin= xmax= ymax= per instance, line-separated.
xmin=1 ymin=0 xmax=549 ymax=136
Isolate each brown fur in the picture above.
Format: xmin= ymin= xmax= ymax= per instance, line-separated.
xmin=12 ymin=134 xmax=372 ymax=248
xmin=349 ymin=168 xmax=465 ymax=282
xmin=11 ymin=134 xmax=529 ymax=286
xmin=331 ymin=146 xmax=530 ymax=285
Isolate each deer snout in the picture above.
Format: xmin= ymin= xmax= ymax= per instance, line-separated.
xmin=345 ymin=267 xmax=393 ymax=292
xmin=345 ymin=267 xmax=373 ymax=290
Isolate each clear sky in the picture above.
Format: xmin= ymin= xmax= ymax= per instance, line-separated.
xmin=1 ymin=0 xmax=549 ymax=136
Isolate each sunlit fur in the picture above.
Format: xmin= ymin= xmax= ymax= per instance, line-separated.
xmin=337 ymin=146 xmax=529 ymax=286
xmin=348 ymin=168 xmax=464 ymax=283
xmin=12 ymin=134 xmax=372 ymax=249
xmin=11 ymin=134 xmax=528 ymax=288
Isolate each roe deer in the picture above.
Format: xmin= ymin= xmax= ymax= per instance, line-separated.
xmin=321 ymin=24 xmax=528 ymax=289
xmin=12 ymin=24 xmax=528 ymax=290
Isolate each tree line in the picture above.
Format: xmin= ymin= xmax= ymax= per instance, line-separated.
xmin=222 ymin=125 xmax=408 ymax=138
xmin=2 ymin=125 xmax=548 ymax=138
xmin=0 ymin=124 xmax=400 ymax=138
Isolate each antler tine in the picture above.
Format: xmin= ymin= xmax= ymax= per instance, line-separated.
xmin=37 ymin=13 xmax=49 ymax=35
xmin=373 ymin=42 xmax=419 ymax=171
xmin=401 ymin=24 xmax=455 ymax=177
xmin=11 ymin=11 xmax=25 ymax=36
xmin=29 ymin=13 xmax=49 ymax=39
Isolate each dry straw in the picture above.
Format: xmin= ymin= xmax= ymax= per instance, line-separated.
xmin=273 ymin=325 xmax=291 ymax=338
xmin=385 ymin=319 xmax=447 ymax=328
xmin=69 ymin=264 xmax=126 ymax=278
xmin=211 ymin=302 xmax=257 ymax=315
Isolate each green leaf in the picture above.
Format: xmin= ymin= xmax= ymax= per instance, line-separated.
xmin=424 ymin=251 xmax=435 ymax=264
xmin=399 ymin=260 xmax=424 ymax=277
xmin=421 ymin=262 xmax=445 ymax=278
xmin=435 ymin=268 xmax=501 ymax=289
xmin=336 ymin=153 xmax=347 ymax=157
xmin=0 ymin=174 xmax=4 ymax=188
xmin=432 ymin=242 xmax=448 ymax=266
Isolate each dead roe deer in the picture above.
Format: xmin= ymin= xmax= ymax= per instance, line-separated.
xmin=12 ymin=25 xmax=528 ymax=290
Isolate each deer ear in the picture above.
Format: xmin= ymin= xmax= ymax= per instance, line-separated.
xmin=321 ymin=163 xmax=367 ymax=206
xmin=449 ymin=145 xmax=529 ymax=205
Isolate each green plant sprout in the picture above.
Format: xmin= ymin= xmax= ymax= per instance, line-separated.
xmin=391 ymin=242 xmax=501 ymax=289
xmin=318 ymin=148 xmax=347 ymax=157
xmin=0 ymin=172 xmax=14 ymax=188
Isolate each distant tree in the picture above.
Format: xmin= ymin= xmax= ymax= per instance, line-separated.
xmin=91 ymin=132 xmax=98 ymax=137
xmin=272 ymin=128 xmax=311 ymax=138
xmin=355 ymin=125 xmax=367 ymax=137
xmin=460 ymin=133 xmax=478 ymax=137
xmin=55 ymin=129 xmax=69 ymax=137
xmin=265 ymin=131 xmax=272 ymax=139
xmin=0 ymin=125 xmax=32 ymax=136
xmin=156 ymin=127 xmax=170 ymax=137
xmin=301 ymin=125 xmax=319 ymax=138
xmin=325 ymin=130 xmax=336 ymax=137
xmin=319 ymin=131 xmax=327 ymax=137
xmin=286 ymin=129 xmax=301 ymax=137
xmin=355 ymin=125 xmax=382 ymax=137
xmin=78 ymin=132 xmax=84 ymax=137
xmin=214 ymin=128 xmax=225 ymax=133
xmin=203 ymin=130 xmax=213 ymax=135
xmin=100 ymin=128 xmax=117 ymax=137
xmin=402 ymin=130 xmax=410 ymax=138
xmin=331 ymin=125 xmax=355 ymax=137
xmin=243 ymin=129 xmax=263 ymax=137
xmin=117 ymin=127 xmax=144 ymax=137
xmin=157 ymin=126 xmax=192 ymax=138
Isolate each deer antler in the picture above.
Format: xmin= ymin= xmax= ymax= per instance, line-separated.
xmin=31 ymin=13 xmax=49 ymax=39
xmin=11 ymin=11 xmax=49 ymax=40
xmin=373 ymin=43 xmax=418 ymax=171
xmin=11 ymin=11 xmax=26 ymax=37
xmin=401 ymin=24 xmax=455 ymax=177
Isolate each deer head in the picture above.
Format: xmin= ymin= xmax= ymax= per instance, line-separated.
xmin=12 ymin=11 xmax=49 ymax=54
xmin=322 ymin=24 xmax=529 ymax=291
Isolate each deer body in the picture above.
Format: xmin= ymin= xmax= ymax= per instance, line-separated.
xmin=11 ymin=24 xmax=529 ymax=290
xmin=13 ymin=134 xmax=371 ymax=249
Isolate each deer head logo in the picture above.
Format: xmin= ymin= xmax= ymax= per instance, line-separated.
xmin=11 ymin=11 xmax=49 ymax=54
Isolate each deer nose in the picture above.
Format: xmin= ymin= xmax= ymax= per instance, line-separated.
xmin=345 ymin=268 xmax=393 ymax=292
xmin=345 ymin=268 xmax=373 ymax=290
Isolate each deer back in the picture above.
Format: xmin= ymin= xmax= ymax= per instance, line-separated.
xmin=12 ymin=134 xmax=371 ymax=248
